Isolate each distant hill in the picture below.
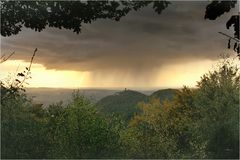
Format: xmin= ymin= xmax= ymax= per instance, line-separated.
xmin=150 ymin=89 xmax=178 ymax=102
xmin=96 ymin=89 xmax=179 ymax=121
xmin=96 ymin=90 xmax=147 ymax=121
xmin=25 ymin=88 xmax=178 ymax=120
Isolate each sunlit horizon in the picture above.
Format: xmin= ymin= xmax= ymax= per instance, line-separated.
xmin=0 ymin=59 xmax=218 ymax=89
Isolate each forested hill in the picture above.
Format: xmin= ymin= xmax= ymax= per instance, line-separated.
xmin=96 ymin=90 xmax=147 ymax=121
xmin=97 ymin=89 xmax=178 ymax=121
xmin=150 ymin=89 xmax=179 ymax=101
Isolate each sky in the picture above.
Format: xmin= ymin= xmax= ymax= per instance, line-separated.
xmin=0 ymin=1 xmax=238 ymax=89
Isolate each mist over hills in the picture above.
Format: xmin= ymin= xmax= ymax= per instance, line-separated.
xmin=25 ymin=87 xmax=177 ymax=107
xmin=26 ymin=88 xmax=120 ymax=106
xmin=25 ymin=87 xmax=158 ymax=106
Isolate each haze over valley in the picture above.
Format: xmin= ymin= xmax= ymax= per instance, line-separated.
xmin=25 ymin=87 xmax=169 ymax=106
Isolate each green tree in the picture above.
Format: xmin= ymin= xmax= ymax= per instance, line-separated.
xmin=1 ymin=93 xmax=49 ymax=159
xmin=124 ymin=57 xmax=239 ymax=159
xmin=194 ymin=59 xmax=240 ymax=158
xmin=124 ymin=98 xmax=179 ymax=158
xmin=45 ymin=92 xmax=123 ymax=158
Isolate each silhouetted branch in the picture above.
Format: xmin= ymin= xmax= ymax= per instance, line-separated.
xmin=17 ymin=48 xmax=37 ymax=88
xmin=219 ymin=32 xmax=240 ymax=42
xmin=1 ymin=48 xmax=37 ymax=101
xmin=0 ymin=51 xmax=15 ymax=63
xmin=218 ymin=32 xmax=240 ymax=57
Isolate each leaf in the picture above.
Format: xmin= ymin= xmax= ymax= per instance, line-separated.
xmin=233 ymin=42 xmax=237 ymax=51
xmin=205 ymin=1 xmax=237 ymax=20
xmin=228 ymin=38 xmax=231 ymax=49
xmin=15 ymin=79 xmax=21 ymax=83
xmin=226 ymin=15 xmax=239 ymax=39
xmin=17 ymin=72 xmax=25 ymax=77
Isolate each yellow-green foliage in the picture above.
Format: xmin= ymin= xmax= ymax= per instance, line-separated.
xmin=124 ymin=59 xmax=239 ymax=159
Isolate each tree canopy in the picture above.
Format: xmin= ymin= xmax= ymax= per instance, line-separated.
xmin=0 ymin=0 xmax=170 ymax=37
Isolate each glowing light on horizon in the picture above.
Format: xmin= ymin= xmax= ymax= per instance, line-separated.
xmin=0 ymin=59 xmax=217 ymax=89
xmin=155 ymin=60 xmax=217 ymax=88
xmin=0 ymin=60 xmax=90 ymax=88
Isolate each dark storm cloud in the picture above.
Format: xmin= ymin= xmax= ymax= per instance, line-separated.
xmin=1 ymin=1 xmax=237 ymax=73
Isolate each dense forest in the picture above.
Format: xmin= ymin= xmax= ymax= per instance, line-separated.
xmin=1 ymin=58 xmax=239 ymax=159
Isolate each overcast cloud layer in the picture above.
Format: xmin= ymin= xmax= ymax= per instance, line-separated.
xmin=1 ymin=1 xmax=237 ymax=78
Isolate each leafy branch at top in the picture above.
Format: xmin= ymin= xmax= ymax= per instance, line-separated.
xmin=0 ymin=1 xmax=170 ymax=37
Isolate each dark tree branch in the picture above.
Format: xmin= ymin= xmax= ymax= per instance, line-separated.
xmin=219 ymin=32 xmax=240 ymax=43
xmin=17 ymin=48 xmax=37 ymax=89
xmin=0 ymin=51 xmax=15 ymax=63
